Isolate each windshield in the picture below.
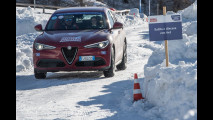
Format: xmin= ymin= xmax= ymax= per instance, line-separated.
xmin=45 ymin=12 xmax=108 ymax=31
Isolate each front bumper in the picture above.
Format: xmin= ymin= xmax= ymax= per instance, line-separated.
xmin=33 ymin=45 xmax=111 ymax=72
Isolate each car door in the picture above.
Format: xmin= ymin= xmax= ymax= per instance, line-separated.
xmin=111 ymin=11 xmax=125 ymax=58
xmin=107 ymin=10 xmax=122 ymax=63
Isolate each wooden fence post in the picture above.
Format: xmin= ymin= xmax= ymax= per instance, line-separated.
xmin=43 ymin=6 xmax=45 ymax=13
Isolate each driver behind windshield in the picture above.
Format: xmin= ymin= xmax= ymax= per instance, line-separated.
xmin=63 ymin=16 xmax=79 ymax=30
xmin=46 ymin=13 xmax=107 ymax=31
xmin=91 ymin=16 xmax=102 ymax=29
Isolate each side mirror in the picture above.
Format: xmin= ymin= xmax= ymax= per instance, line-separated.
xmin=34 ymin=24 xmax=43 ymax=32
xmin=113 ymin=22 xmax=123 ymax=29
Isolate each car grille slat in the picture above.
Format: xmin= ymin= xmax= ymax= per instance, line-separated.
xmin=37 ymin=59 xmax=65 ymax=68
xmin=61 ymin=47 xmax=78 ymax=64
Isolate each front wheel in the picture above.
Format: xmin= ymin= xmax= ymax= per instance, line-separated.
xmin=34 ymin=69 xmax=47 ymax=79
xmin=116 ymin=42 xmax=127 ymax=70
xmin=103 ymin=47 xmax=115 ymax=77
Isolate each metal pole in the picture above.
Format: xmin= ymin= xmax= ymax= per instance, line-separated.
xmin=157 ymin=3 xmax=159 ymax=15
xmin=149 ymin=0 xmax=150 ymax=16
xmin=34 ymin=0 xmax=35 ymax=9
xmin=139 ymin=0 xmax=141 ymax=13
xmin=43 ymin=6 xmax=45 ymax=13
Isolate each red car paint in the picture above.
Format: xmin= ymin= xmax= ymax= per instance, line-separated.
xmin=33 ymin=7 xmax=126 ymax=74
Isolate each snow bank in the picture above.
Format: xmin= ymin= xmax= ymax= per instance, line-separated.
xmin=142 ymin=61 xmax=197 ymax=120
xmin=115 ymin=14 xmax=144 ymax=27
xmin=115 ymin=8 xmax=145 ymax=27
xmin=145 ymin=34 xmax=197 ymax=67
xmin=178 ymin=0 xmax=197 ymax=20
xmin=16 ymin=7 xmax=51 ymax=72
xmin=140 ymin=1 xmax=197 ymax=120
xmin=92 ymin=1 xmax=108 ymax=7
xmin=16 ymin=7 xmax=51 ymax=36
xmin=16 ymin=33 xmax=40 ymax=72
xmin=129 ymin=8 xmax=139 ymax=17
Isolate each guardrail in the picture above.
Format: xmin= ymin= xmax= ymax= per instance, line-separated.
xmin=16 ymin=3 xmax=130 ymax=15
xmin=114 ymin=9 xmax=130 ymax=15
xmin=16 ymin=3 xmax=66 ymax=14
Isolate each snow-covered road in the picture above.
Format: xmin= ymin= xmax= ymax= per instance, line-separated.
xmin=16 ymin=24 xmax=161 ymax=120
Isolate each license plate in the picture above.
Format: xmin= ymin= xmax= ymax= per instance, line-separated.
xmin=79 ymin=56 xmax=95 ymax=61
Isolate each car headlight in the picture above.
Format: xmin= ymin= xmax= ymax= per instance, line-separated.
xmin=35 ymin=43 xmax=56 ymax=51
xmin=84 ymin=40 xmax=109 ymax=49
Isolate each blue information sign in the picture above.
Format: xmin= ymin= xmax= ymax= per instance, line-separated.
xmin=148 ymin=14 xmax=183 ymax=41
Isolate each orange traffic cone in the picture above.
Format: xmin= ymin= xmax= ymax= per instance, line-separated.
xmin=133 ymin=73 xmax=144 ymax=101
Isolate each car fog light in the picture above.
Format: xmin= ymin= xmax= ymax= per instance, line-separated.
xmin=35 ymin=53 xmax=40 ymax=56
xmin=101 ymin=51 xmax=106 ymax=55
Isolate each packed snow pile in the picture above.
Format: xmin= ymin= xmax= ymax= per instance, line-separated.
xmin=142 ymin=61 xmax=197 ymax=120
xmin=16 ymin=7 xmax=51 ymax=36
xmin=140 ymin=1 xmax=197 ymax=120
xmin=16 ymin=33 xmax=41 ymax=72
xmin=178 ymin=0 xmax=197 ymax=20
xmin=114 ymin=8 xmax=146 ymax=27
xmin=92 ymin=0 xmax=108 ymax=7
xmin=16 ymin=7 xmax=51 ymax=72
xmin=145 ymin=34 xmax=197 ymax=67
xmin=129 ymin=8 xmax=140 ymax=17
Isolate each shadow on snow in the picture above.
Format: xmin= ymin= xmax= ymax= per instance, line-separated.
xmin=77 ymin=79 xmax=149 ymax=120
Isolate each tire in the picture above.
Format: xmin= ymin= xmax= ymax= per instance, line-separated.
xmin=116 ymin=42 xmax=127 ymax=70
xmin=103 ymin=47 xmax=115 ymax=77
xmin=34 ymin=69 xmax=47 ymax=79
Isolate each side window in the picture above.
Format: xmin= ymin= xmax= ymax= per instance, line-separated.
xmin=107 ymin=11 xmax=114 ymax=28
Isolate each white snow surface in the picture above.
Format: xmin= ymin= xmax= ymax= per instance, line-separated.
xmin=16 ymin=1 xmax=197 ymax=119
xmin=16 ymin=7 xmax=51 ymax=36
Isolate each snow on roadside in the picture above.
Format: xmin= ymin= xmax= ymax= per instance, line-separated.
xmin=16 ymin=33 xmax=41 ymax=72
xmin=116 ymin=1 xmax=197 ymax=120
xmin=132 ymin=1 xmax=197 ymax=120
xmin=16 ymin=7 xmax=53 ymax=72
xmin=16 ymin=7 xmax=51 ymax=36
xmin=115 ymin=8 xmax=146 ymax=27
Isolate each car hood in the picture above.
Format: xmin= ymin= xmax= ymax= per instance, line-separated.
xmin=38 ymin=29 xmax=110 ymax=46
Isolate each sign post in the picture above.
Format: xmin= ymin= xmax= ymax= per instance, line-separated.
xmin=139 ymin=0 xmax=141 ymax=13
xmin=34 ymin=0 xmax=36 ymax=9
xmin=149 ymin=0 xmax=150 ymax=16
xmin=163 ymin=6 xmax=169 ymax=67
xmin=148 ymin=6 xmax=183 ymax=67
xmin=157 ymin=4 xmax=159 ymax=15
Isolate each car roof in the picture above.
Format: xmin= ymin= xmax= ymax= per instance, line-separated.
xmin=54 ymin=7 xmax=108 ymax=14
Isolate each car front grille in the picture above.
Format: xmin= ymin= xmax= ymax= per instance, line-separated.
xmin=61 ymin=47 xmax=78 ymax=64
xmin=37 ymin=59 xmax=65 ymax=68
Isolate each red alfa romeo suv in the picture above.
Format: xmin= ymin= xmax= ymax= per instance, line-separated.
xmin=33 ymin=7 xmax=127 ymax=79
